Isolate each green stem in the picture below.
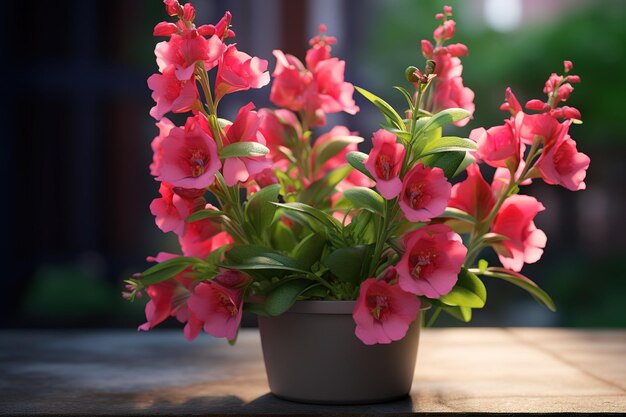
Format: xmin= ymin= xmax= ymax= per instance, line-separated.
xmin=425 ymin=306 xmax=442 ymax=328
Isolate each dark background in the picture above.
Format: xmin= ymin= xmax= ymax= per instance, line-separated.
xmin=2 ymin=0 xmax=625 ymax=330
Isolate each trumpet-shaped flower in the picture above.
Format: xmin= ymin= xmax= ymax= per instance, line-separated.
xmin=397 ymin=224 xmax=466 ymax=298
xmin=215 ymin=45 xmax=270 ymax=101
xmin=222 ymin=102 xmax=271 ymax=186
xmin=364 ymin=129 xmax=405 ymax=199
xmin=353 ymin=278 xmax=421 ymax=345
xmin=155 ymin=30 xmax=226 ymax=80
xmin=148 ymin=64 xmax=198 ymax=120
xmin=491 ymin=195 xmax=547 ymax=272
xmin=448 ymin=164 xmax=495 ymax=223
xmin=187 ymin=281 xmax=244 ymax=341
xmin=156 ymin=116 xmax=221 ymax=189
xmin=149 ymin=181 xmax=205 ymax=236
xmin=399 ymin=163 xmax=451 ymax=222
xmin=536 ymin=134 xmax=590 ymax=191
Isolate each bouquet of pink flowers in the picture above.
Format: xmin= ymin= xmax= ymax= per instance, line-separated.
xmin=124 ymin=1 xmax=590 ymax=345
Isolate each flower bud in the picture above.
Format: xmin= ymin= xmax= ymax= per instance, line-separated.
xmin=525 ymin=99 xmax=549 ymax=112
xmin=444 ymin=5 xmax=453 ymax=14
xmin=557 ymin=83 xmax=574 ymax=102
xmin=567 ymin=75 xmax=581 ymax=83
xmin=421 ymin=40 xmax=434 ymax=58
xmin=563 ymin=60 xmax=573 ymax=72
xmin=435 ymin=13 xmax=445 ymax=19
xmin=183 ymin=3 xmax=196 ymax=22
xmin=446 ymin=43 xmax=468 ymax=56
xmin=425 ymin=59 xmax=436 ymax=75
xmin=163 ymin=0 xmax=183 ymax=17
xmin=405 ymin=66 xmax=420 ymax=83
xmin=153 ymin=22 xmax=179 ymax=37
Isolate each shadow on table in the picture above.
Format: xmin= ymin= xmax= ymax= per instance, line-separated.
xmin=128 ymin=393 xmax=416 ymax=415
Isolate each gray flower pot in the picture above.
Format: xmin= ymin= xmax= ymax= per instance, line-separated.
xmin=258 ymin=300 xmax=422 ymax=404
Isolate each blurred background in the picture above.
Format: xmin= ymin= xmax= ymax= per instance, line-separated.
xmin=2 ymin=0 xmax=624 ymax=329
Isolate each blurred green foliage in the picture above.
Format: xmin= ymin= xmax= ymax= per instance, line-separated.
xmin=367 ymin=0 xmax=626 ymax=144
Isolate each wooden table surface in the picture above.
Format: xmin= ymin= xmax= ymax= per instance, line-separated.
xmin=1 ymin=328 xmax=625 ymax=415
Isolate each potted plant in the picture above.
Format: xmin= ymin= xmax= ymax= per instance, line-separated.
xmin=124 ymin=1 xmax=591 ymax=404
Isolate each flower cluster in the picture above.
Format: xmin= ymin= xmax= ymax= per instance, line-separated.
xmin=126 ymin=3 xmax=590 ymax=346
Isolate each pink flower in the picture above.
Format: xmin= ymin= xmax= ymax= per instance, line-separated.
xmin=500 ymin=87 xmax=523 ymax=115
xmin=397 ymin=224 xmax=467 ymax=298
xmin=306 ymin=24 xmax=336 ymax=70
xmin=148 ymin=64 xmax=198 ymax=120
xmin=187 ymin=281 xmax=244 ymax=341
xmin=222 ymin=102 xmax=271 ymax=186
xmin=353 ymin=278 xmax=421 ymax=345
xmin=179 ymin=205 xmax=233 ymax=258
xmin=312 ymin=57 xmax=359 ymax=116
xmin=270 ymin=50 xmax=312 ymax=111
xmin=138 ymin=252 xmax=196 ymax=333
xmin=491 ymin=195 xmax=547 ymax=272
xmin=399 ymin=163 xmax=451 ymax=222
xmin=364 ymin=129 xmax=405 ymax=199
xmin=149 ymin=182 xmax=205 ymax=236
xmin=258 ymin=108 xmax=302 ymax=161
xmin=150 ymin=118 xmax=176 ymax=176
xmin=138 ymin=280 xmax=178 ymax=332
xmin=156 ymin=115 xmax=221 ymax=189
xmin=518 ymin=113 xmax=568 ymax=146
xmin=536 ymin=134 xmax=590 ymax=191
xmin=155 ymin=30 xmax=226 ymax=80
xmin=270 ymin=29 xmax=358 ymax=128
xmin=214 ymin=45 xmax=270 ymax=101
xmin=471 ymin=118 xmax=522 ymax=171
xmin=422 ymin=26 xmax=474 ymax=126
xmin=448 ymin=164 xmax=495 ymax=223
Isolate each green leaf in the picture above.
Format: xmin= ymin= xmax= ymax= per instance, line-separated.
xmin=300 ymin=283 xmax=328 ymax=299
xmin=187 ymin=209 xmax=226 ymax=222
xmin=271 ymin=221 xmax=299 ymax=252
xmin=219 ymin=142 xmax=269 ymax=159
xmin=418 ymin=108 xmax=471 ymax=133
xmin=346 ymin=151 xmax=374 ymax=181
xmin=419 ymin=136 xmax=477 ymax=158
xmin=299 ymin=164 xmax=353 ymax=206
xmin=312 ymin=135 xmax=364 ymax=173
xmin=393 ymin=85 xmax=414 ymax=111
xmin=140 ymin=257 xmax=202 ymax=286
xmin=265 ymin=279 xmax=315 ymax=316
xmin=384 ymin=127 xmax=412 ymax=142
xmin=438 ymin=207 xmax=476 ymax=224
xmin=442 ymin=305 xmax=472 ymax=322
xmin=272 ymin=202 xmax=341 ymax=233
xmin=222 ymin=245 xmax=310 ymax=275
xmin=343 ymin=187 xmax=385 ymax=216
xmin=421 ymin=150 xmax=467 ymax=180
xmin=452 ymin=151 xmax=476 ymax=177
xmin=440 ymin=268 xmax=487 ymax=308
xmin=478 ymin=267 xmax=556 ymax=311
xmin=243 ymin=302 xmax=269 ymax=317
xmin=245 ymin=184 xmax=281 ymax=235
xmin=478 ymin=259 xmax=489 ymax=274
xmin=292 ymin=233 xmax=326 ymax=270
xmin=324 ymin=246 xmax=371 ymax=284
xmin=355 ymin=86 xmax=405 ymax=130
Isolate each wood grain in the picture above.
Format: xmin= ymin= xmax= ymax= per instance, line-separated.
xmin=1 ymin=328 xmax=624 ymax=415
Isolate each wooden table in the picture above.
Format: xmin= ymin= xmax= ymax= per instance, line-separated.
xmin=1 ymin=329 xmax=625 ymax=415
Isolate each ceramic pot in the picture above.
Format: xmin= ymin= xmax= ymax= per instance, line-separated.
xmin=258 ymin=300 xmax=422 ymax=404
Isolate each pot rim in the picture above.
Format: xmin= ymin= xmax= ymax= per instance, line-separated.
xmin=285 ymin=300 xmax=431 ymax=315
xmin=288 ymin=300 xmax=357 ymax=314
